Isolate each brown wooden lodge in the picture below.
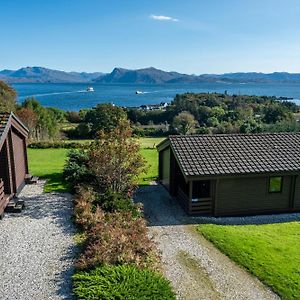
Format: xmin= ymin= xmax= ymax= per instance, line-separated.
xmin=0 ymin=112 xmax=29 ymax=217
xmin=158 ymin=133 xmax=300 ymax=216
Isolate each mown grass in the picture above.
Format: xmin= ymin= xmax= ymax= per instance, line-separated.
xmin=198 ymin=222 xmax=300 ymax=300
xmin=27 ymin=137 xmax=164 ymax=192
xmin=27 ymin=148 xmax=70 ymax=192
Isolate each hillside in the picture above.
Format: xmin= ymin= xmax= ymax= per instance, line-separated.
xmin=0 ymin=67 xmax=103 ymax=83
xmin=1 ymin=66 xmax=300 ymax=84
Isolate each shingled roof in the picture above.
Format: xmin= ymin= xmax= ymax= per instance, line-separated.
xmin=0 ymin=112 xmax=11 ymax=143
xmin=160 ymin=133 xmax=300 ymax=177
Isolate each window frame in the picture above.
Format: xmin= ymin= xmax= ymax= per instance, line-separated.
xmin=268 ymin=176 xmax=283 ymax=193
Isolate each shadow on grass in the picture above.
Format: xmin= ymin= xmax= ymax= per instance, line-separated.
xmin=39 ymin=173 xmax=71 ymax=193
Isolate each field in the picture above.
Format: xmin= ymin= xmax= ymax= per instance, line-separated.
xmin=27 ymin=137 xmax=164 ymax=192
xmin=198 ymin=222 xmax=300 ymax=300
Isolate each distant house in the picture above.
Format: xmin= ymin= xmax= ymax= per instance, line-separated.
xmin=157 ymin=134 xmax=300 ymax=216
xmin=140 ymin=102 xmax=168 ymax=111
xmin=0 ymin=112 xmax=29 ymax=216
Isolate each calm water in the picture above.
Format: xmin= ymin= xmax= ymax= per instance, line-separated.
xmin=12 ymin=82 xmax=300 ymax=111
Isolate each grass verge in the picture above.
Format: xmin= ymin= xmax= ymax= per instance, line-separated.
xmin=198 ymin=222 xmax=300 ymax=300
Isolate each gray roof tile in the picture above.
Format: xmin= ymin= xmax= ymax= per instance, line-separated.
xmin=169 ymin=133 xmax=300 ymax=177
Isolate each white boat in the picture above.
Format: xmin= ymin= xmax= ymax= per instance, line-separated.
xmin=87 ymin=87 xmax=94 ymax=92
xmin=136 ymin=90 xmax=143 ymax=94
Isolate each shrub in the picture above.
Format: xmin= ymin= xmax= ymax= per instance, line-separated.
xmin=95 ymin=189 xmax=142 ymax=218
xmin=73 ymin=265 xmax=175 ymax=300
xmin=28 ymin=141 xmax=87 ymax=149
xmin=63 ymin=149 xmax=91 ymax=188
xmin=76 ymin=210 xmax=159 ymax=270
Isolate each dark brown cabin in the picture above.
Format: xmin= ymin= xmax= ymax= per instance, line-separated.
xmin=157 ymin=134 xmax=300 ymax=216
xmin=0 ymin=112 xmax=29 ymax=216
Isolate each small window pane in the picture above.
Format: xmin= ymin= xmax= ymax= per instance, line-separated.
xmin=269 ymin=177 xmax=282 ymax=193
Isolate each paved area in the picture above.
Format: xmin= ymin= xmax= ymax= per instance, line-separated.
xmin=135 ymin=184 xmax=281 ymax=300
xmin=0 ymin=181 xmax=76 ymax=300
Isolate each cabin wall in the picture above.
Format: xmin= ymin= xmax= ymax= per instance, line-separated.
xmin=11 ymin=129 xmax=27 ymax=192
xmin=215 ymin=175 xmax=292 ymax=215
xmin=293 ymin=176 xmax=300 ymax=209
xmin=160 ymin=147 xmax=171 ymax=190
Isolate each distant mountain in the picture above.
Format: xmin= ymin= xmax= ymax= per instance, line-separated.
xmin=94 ymin=68 xmax=300 ymax=84
xmin=1 ymin=66 xmax=300 ymax=84
xmin=95 ymin=67 xmax=204 ymax=84
xmin=0 ymin=67 xmax=103 ymax=83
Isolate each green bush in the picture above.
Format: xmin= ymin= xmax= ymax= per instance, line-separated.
xmin=73 ymin=265 xmax=176 ymax=300
xmin=63 ymin=149 xmax=92 ymax=188
xmin=95 ymin=189 xmax=142 ymax=218
xmin=28 ymin=141 xmax=88 ymax=149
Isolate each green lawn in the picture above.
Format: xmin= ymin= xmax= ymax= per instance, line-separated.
xmin=28 ymin=148 xmax=70 ymax=192
xmin=27 ymin=137 xmax=162 ymax=192
xmin=198 ymin=222 xmax=300 ymax=300
xmin=138 ymin=137 xmax=165 ymax=149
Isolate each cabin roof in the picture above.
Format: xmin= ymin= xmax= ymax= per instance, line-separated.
xmin=159 ymin=133 xmax=300 ymax=177
xmin=0 ymin=112 xmax=29 ymax=150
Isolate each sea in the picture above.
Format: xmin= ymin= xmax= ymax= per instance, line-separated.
xmin=12 ymin=82 xmax=300 ymax=111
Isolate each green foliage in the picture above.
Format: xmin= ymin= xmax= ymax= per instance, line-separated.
xmin=73 ymin=265 xmax=176 ymax=300
xmin=63 ymin=149 xmax=91 ymax=188
xmin=198 ymin=222 xmax=300 ymax=300
xmin=0 ymin=81 xmax=16 ymax=112
xmin=172 ymin=111 xmax=199 ymax=135
xmin=85 ymin=103 xmax=127 ymax=135
xmin=20 ymin=98 xmax=65 ymax=140
xmin=28 ymin=141 xmax=87 ymax=149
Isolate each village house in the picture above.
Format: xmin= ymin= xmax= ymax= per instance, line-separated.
xmin=0 ymin=112 xmax=30 ymax=217
xmin=157 ymin=133 xmax=300 ymax=216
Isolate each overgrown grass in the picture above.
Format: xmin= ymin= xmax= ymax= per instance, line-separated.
xmin=73 ymin=265 xmax=176 ymax=300
xmin=27 ymin=148 xmax=70 ymax=192
xmin=198 ymin=222 xmax=300 ymax=300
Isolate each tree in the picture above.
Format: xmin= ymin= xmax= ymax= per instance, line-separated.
xmin=15 ymin=108 xmax=38 ymax=139
xmin=85 ymin=104 xmax=127 ymax=135
xmin=0 ymin=81 xmax=16 ymax=112
xmin=88 ymin=120 xmax=146 ymax=196
xmin=172 ymin=111 xmax=198 ymax=135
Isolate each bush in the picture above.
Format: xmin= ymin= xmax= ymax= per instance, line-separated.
xmin=28 ymin=141 xmax=87 ymax=149
xmin=76 ymin=209 xmax=159 ymax=270
xmin=73 ymin=265 xmax=175 ymax=300
xmin=63 ymin=149 xmax=91 ymax=188
xmin=95 ymin=189 xmax=142 ymax=218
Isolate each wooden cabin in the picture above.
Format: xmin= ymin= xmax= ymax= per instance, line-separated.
xmin=157 ymin=134 xmax=300 ymax=216
xmin=0 ymin=112 xmax=29 ymax=216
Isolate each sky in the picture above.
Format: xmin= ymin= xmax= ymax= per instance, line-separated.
xmin=1 ymin=0 xmax=300 ymax=74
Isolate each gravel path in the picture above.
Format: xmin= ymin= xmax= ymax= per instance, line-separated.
xmin=0 ymin=181 xmax=76 ymax=300
xmin=135 ymin=184 xmax=281 ymax=300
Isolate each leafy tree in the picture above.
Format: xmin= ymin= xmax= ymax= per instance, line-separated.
xmin=172 ymin=111 xmax=198 ymax=135
xmin=85 ymin=103 xmax=127 ymax=135
xmin=88 ymin=120 xmax=146 ymax=196
xmin=0 ymin=81 xmax=16 ymax=112
xmin=15 ymin=108 xmax=38 ymax=138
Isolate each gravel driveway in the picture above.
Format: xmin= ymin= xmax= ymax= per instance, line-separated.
xmin=0 ymin=181 xmax=76 ymax=300
xmin=135 ymin=184 xmax=280 ymax=300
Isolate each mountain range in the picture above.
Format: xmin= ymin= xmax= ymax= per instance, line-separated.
xmin=1 ymin=66 xmax=300 ymax=84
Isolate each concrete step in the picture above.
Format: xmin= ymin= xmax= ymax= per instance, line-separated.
xmin=4 ymin=198 xmax=25 ymax=213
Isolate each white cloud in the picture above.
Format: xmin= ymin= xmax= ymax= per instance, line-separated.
xmin=150 ymin=15 xmax=179 ymax=22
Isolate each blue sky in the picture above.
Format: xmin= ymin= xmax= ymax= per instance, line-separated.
xmin=1 ymin=0 xmax=300 ymax=74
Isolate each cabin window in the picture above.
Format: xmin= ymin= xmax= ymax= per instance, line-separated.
xmin=192 ymin=180 xmax=210 ymax=199
xmin=268 ymin=176 xmax=283 ymax=193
